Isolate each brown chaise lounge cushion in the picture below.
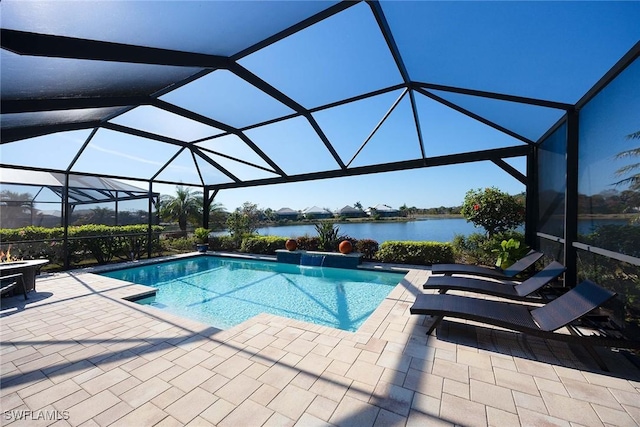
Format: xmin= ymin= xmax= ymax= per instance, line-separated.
xmin=423 ymin=261 xmax=566 ymax=301
xmin=430 ymin=250 xmax=543 ymax=279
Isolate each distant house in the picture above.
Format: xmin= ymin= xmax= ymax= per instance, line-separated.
xmin=336 ymin=205 xmax=365 ymax=218
xmin=303 ymin=206 xmax=333 ymax=219
xmin=275 ymin=207 xmax=299 ymax=220
xmin=366 ymin=204 xmax=400 ymax=218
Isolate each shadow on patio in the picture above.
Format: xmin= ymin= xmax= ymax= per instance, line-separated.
xmin=2 ymin=265 xmax=640 ymax=426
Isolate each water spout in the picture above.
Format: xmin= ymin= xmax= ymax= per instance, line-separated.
xmin=300 ymin=253 xmax=325 ymax=267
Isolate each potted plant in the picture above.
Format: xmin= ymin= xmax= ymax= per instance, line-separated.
xmin=194 ymin=227 xmax=210 ymax=253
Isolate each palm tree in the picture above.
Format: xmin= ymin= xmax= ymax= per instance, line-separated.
xmin=0 ymin=190 xmax=35 ymax=228
xmin=158 ymin=186 xmax=203 ymax=233
xmin=613 ymin=130 xmax=640 ymax=190
xmin=208 ymin=201 xmax=227 ymax=231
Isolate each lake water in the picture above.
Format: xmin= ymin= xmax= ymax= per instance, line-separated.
xmin=248 ymin=217 xmax=630 ymax=243
xmin=257 ymin=218 xmax=481 ymax=243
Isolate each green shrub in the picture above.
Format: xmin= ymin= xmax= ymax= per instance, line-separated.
xmin=492 ymin=238 xmax=529 ymax=269
xmin=194 ymin=227 xmax=210 ymax=244
xmin=461 ymin=187 xmax=524 ymax=236
xmin=209 ymin=235 xmax=237 ymax=251
xmin=577 ymin=250 xmax=640 ymax=335
xmin=1 ymin=226 xmax=60 ymax=244
xmin=70 ymin=224 xmax=123 ymax=264
xmin=0 ymin=226 xmax=65 ymax=263
xmin=226 ymin=202 xmax=261 ymax=245
xmin=163 ymin=236 xmax=197 ymax=251
xmin=296 ymin=236 xmax=320 ymax=251
xmin=0 ymin=225 xmax=163 ymax=265
xmin=240 ymin=236 xmax=288 ymax=254
xmin=70 ymin=224 xmax=163 ymax=263
xmin=355 ymin=239 xmax=379 ymax=260
xmin=452 ymin=231 xmax=526 ymax=266
xmin=582 ymin=224 xmax=640 ymax=257
xmin=315 ymin=222 xmax=341 ymax=251
xmin=578 ymin=223 xmax=640 ymax=334
xmin=0 ymin=226 xmax=63 ymax=242
xmin=375 ymin=241 xmax=454 ymax=265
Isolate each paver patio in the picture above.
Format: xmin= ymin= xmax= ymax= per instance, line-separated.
xmin=2 ymin=254 xmax=639 ymax=426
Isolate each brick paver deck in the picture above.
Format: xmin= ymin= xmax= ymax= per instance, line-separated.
xmin=2 ymin=254 xmax=639 ymax=426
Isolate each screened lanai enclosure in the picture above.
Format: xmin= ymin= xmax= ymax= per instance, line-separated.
xmin=0 ymin=170 xmax=158 ymax=228
xmin=1 ymin=1 xmax=639 ymax=336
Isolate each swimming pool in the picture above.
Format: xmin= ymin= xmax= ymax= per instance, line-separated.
xmin=101 ymin=256 xmax=406 ymax=331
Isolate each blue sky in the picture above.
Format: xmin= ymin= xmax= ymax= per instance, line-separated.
xmin=199 ymin=162 xmax=526 ymax=212
xmin=2 ymin=1 xmax=638 ymax=213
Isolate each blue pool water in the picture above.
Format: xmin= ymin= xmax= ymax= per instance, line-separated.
xmin=101 ymin=256 xmax=406 ymax=331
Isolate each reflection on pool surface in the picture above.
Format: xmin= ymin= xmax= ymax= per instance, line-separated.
xmin=101 ymin=256 xmax=405 ymax=331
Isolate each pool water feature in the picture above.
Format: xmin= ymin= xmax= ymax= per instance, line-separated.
xmin=101 ymin=256 xmax=406 ymax=332
xmin=299 ymin=253 xmax=326 ymax=267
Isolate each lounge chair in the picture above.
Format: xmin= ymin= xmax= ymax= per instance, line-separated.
xmin=423 ymin=261 xmax=566 ymax=301
xmin=430 ymin=250 xmax=543 ymax=279
xmin=410 ymin=280 xmax=640 ymax=371
xmin=0 ymin=273 xmax=27 ymax=300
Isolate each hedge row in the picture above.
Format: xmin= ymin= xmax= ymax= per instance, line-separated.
xmin=208 ymin=235 xmax=452 ymax=266
xmin=0 ymin=225 xmax=163 ymax=265
xmin=209 ymin=235 xmax=237 ymax=252
xmin=2 ymin=226 xmax=451 ymax=268
xmin=240 ymin=236 xmax=288 ymax=254
xmin=375 ymin=241 xmax=454 ymax=265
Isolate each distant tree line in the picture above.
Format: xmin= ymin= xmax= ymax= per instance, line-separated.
xmin=578 ymin=189 xmax=640 ymax=215
xmin=402 ymin=205 xmax=462 ymax=216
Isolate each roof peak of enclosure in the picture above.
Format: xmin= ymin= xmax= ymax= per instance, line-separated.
xmin=1 ymin=1 xmax=638 ymax=189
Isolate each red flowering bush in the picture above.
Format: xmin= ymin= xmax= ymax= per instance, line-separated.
xmin=461 ymin=187 xmax=525 ymax=237
xmin=355 ymin=239 xmax=379 ymax=260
